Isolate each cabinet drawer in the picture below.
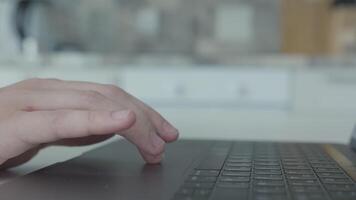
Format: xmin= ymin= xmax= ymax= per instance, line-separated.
xmin=294 ymin=70 xmax=356 ymax=113
xmin=122 ymin=68 xmax=291 ymax=108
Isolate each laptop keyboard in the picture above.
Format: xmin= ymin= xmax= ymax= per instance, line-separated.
xmin=171 ymin=142 xmax=356 ymax=200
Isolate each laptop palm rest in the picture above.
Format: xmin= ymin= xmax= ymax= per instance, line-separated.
xmin=0 ymin=139 xmax=213 ymax=200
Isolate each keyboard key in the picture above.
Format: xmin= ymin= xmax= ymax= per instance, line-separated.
xmin=254 ymin=162 xmax=280 ymax=166
xmin=255 ymin=158 xmax=279 ymax=162
xmin=224 ymin=167 xmax=251 ymax=172
xmin=330 ymin=191 xmax=356 ymax=200
xmin=229 ymin=155 xmax=252 ymax=159
xmin=288 ymin=179 xmax=320 ymax=186
xmin=254 ymin=175 xmax=283 ymax=181
xmin=254 ymin=186 xmax=286 ymax=194
xmin=222 ymin=171 xmax=250 ymax=177
xmin=325 ymin=184 xmax=356 ymax=191
xmin=292 ymin=192 xmax=326 ymax=200
xmin=219 ymin=177 xmax=250 ymax=182
xmin=255 ymin=166 xmax=281 ymax=170
xmin=282 ymin=158 xmax=305 ymax=162
xmin=285 ymin=170 xmax=314 ymax=175
xmin=309 ymin=158 xmax=332 ymax=163
xmin=216 ymin=182 xmax=249 ymax=189
xmin=254 ymin=155 xmax=279 ymax=158
xmin=317 ymin=172 xmax=346 ymax=178
xmin=314 ymin=168 xmax=342 ymax=173
xmin=287 ymin=174 xmax=317 ymax=180
xmin=254 ymin=169 xmax=282 ymax=175
xmin=283 ymin=160 xmax=307 ymax=164
xmin=191 ymin=170 xmax=220 ymax=177
xmin=290 ymin=185 xmax=322 ymax=193
xmin=254 ymin=180 xmax=284 ymax=186
xmin=186 ymin=176 xmax=217 ymax=183
xmin=225 ymin=163 xmax=252 ymax=167
xmin=320 ymin=177 xmax=352 ymax=184
xmin=252 ymin=194 xmax=288 ymax=200
xmin=284 ymin=165 xmax=310 ymax=170
xmin=311 ymin=164 xmax=338 ymax=168
xmin=209 ymin=188 xmax=248 ymax=200
xmin=227 ymin=158 xmax=252 ymax=163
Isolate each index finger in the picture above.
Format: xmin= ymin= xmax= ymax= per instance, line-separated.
xmin=0 ymin=109 xmax=135 ymax=164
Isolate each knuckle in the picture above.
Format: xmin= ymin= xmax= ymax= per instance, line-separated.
xmin=84 ymin=111 xmax=96 ymax=135
xmin=86 ymin=111 xmax=97 ymax=124
xmin=101 ymin=84 xmax=123 ymax=97
xmin=81 ymin=90 xmax=106 ymax=105
xmin=49 ymin=111 xmax=68 ymax=139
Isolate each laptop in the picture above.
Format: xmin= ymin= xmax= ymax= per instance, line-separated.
xmin=1 ymin=129 xmax=356 ymax=200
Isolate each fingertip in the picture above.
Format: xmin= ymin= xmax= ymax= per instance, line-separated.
xmin=143 ymin=153 xmax=163 ymax=164
xmin=138 ymin=147 xmax=164 ymax=164
xmin=161 ymin=121 xmax=179 ymax=142
xmin=162 ymin=121 xmax=178 ymax=134
xmin=160 ymin=123 xmax=179 ymax=142
xmin=167 ymin=130 xmax=179 ymax=142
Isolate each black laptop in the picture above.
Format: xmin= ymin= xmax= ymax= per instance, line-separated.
xmin=1 ymin=128 xmax=356 ymax=200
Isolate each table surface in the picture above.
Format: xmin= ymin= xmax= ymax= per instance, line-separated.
xmin=1 ymin=108 xmax=355 ymax=185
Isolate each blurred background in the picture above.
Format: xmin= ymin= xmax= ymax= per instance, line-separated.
xmin=1 ymin=0 xmax=356 ymax=144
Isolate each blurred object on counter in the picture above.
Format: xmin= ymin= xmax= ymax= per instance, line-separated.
xmin=282 ymin=0 xmax=356 ymax=56
xmin=281 ymin=0 xmax=332 ymax=56
xmin=14 ymin=0 xmax=196 ymax=55
xmin=333 ymin=0 xmax=356 ymax=6
xmin=329 ymin=0 xmax=356 ymax=55
xmin=0 ymin=0 xmax=20 ymax=59
xmin=195 ymin=0 xmax=281 ymax=62
xmin=14 ymin=0 xmax=281 ymax=61
xmin=14 ymin=0 xmax=43 ymax=59
xmin=5 ymin=0 xmax=356 ymax=63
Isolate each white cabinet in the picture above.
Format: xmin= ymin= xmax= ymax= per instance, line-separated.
xmin=0 ymin=69 xmax=26 ymax=87
xmin=294 ymin=69 xmax=356 ymax=115
xmin=121 ymin=68 xmax=291 ymax=108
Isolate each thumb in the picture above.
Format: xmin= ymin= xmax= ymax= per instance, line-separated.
xmin=0 ymin=109 xmax=135 ymax=165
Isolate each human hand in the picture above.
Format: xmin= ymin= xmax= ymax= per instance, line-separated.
xmin=0 ymin=78 xmax=179 ymax=169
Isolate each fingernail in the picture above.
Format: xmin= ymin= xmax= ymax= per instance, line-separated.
xmin=111 ymin=110 xmax=130 ymax=120
xmin=163 ymin=121 xmax=178 ymax=135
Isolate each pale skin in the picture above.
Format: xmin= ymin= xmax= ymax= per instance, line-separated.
xmin=0 ymin=78 xmax=179 ymax=169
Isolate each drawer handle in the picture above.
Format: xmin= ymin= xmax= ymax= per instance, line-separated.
xmin=173 ymin=85 xmax=187 ymax=97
